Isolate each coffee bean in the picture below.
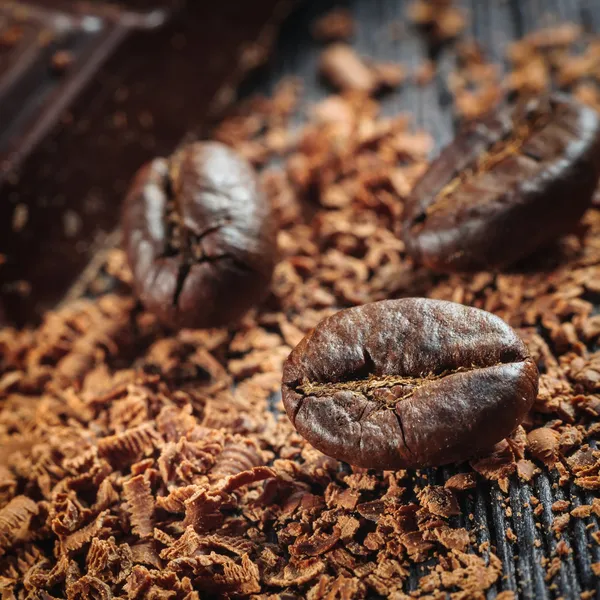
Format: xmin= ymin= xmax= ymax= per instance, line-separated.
xmin=122 ymin=141 xmax=277 ymax=329
xmin=282 ymin=298 xmax=538 ymax=470
xmin=402 ymin=94 xmax=600 ymax=272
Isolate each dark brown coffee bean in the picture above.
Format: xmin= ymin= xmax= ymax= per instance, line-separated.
xmin=281 ymin=298 xmax=538 ymax=470
xmin=402 ymin=94 xmax=600 ymax=272
xmin=122 ymin=141 xmax=277 ymax=329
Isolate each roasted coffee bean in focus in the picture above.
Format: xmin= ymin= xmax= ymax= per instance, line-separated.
xmin=122 ymin=142 xmax=277 ymax=329
xmin=402 ymin=94 xmax=600 ymax=272
xmin=282 ymin=298 xmax=539 ymax=470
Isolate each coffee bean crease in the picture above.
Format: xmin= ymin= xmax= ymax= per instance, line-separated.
xmin=416 ymin=104 xmax=551 ymax=227
xmin=295 ymin=364 xmax=496 ymax=403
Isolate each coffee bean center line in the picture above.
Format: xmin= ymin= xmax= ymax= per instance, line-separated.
xmin=162 ymin=159 xmax=240 ymax=309
xmin=163 ymin=157 xmax=220 ymax=262
xmin=295 ymin=364 xmax=485 ymax=401
xmin=414 ymin=107 xmax=553 ymax=228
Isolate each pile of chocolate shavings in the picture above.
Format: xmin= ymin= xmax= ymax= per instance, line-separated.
xmin=446 ymin=22 xmax=600 ymax=121
xmin=2 ymin=9 xmax=600 ymax=599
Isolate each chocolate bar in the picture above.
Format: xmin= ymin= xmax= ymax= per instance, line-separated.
xmin=0 ymin=0 xmax=292 ymax=326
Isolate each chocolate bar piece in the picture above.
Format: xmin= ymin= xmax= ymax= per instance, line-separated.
xmin=0 ymin=0 xmax=291 ymax=326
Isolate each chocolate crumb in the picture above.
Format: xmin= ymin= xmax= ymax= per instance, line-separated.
xmin=312 ymin=9 xmax=355 ymax=42
xmin=319 ymin=44 xmax=377 ymax=93
xmin=444 ymin=472 xmax=477 ymax=491
xmin=50 ymin=50 xmax=74 ymax=74
xmin=418 ymin=486 xmax=460 ymax=517
xmin=552 ymin=500 xmax=570 ymax=513
xmin=408 ymin=0 xmax=467 ymax=42
xmin=552 ymin=514 xmax=571 ymax=534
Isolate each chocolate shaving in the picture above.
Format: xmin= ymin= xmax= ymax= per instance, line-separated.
xmin=183 ymin=489 xmax=227 ymax=533
xmin=61 ymin=511 xmax=110 ymax=555
xmin=218 ymin=466 xmax=275 ymax=493
xmin=265 ymin=557 xmax=326 ymax=587
xmin=156 ymin=486 xmax=199 ymax=514
xmin=86 ymin=538 xmax=132 ymax=584
xmin=98 ymin=424 xmax=163 ymax=469
xmin=528 ymin=428 xmax=560 ymax=466
xmin=0 ymin=496 xmax=38 ymax=556
xmin=67 ymin=575 xmax=112 ymax=600
xmin=0 ymin=465 xmax=17 ymax=508
xmin=129 ymin=540 xmax=162 ymax=569
xmin=168 ymin=552 xmax=261 ymax=595
xmin=123 ymin=475 xmax=154 ymax=538
xmin=210 ymin=436 xmax=264 ymax=478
